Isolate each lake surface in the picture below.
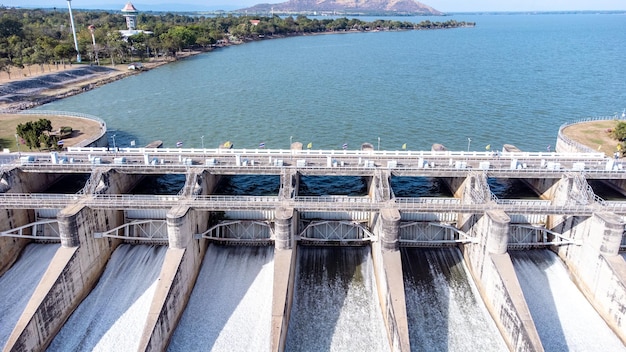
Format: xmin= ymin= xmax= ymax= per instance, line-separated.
xmin=39 ymin=14 xmax=626 ymax=152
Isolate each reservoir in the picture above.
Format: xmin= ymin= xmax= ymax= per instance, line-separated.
xmin=38 ymin=14 xmax=626 ymax=152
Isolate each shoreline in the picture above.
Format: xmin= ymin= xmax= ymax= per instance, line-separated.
xmin=0 ymin=49 xmax=210 ymax=112
xmin=0 ymin=23 xmax=476 ymax=112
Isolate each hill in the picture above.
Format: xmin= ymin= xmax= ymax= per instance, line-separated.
xmin=238 ymin=0 xmax=443 ymax=16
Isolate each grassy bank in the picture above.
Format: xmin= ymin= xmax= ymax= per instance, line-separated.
xmin=0 ymin=114 xmax=102 ymax=152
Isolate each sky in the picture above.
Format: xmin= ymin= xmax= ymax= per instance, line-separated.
xmin=5 ymin=0 xmax=625 ymax=12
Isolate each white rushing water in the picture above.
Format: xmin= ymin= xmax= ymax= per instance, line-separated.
xmin=285 ymin=246 xmax=390 ymax=352
xmin=168 ymin=245 xmax=274 ymax=351
xmin=401 ymin=248 xmax=506 ymax=351
xmin=47 ymin=244 xmax=166 ymax=352
xmin=511 ymin=250 xmax=625 ymax=351
xmin=0 ymin=244 xmax=58 ymax=348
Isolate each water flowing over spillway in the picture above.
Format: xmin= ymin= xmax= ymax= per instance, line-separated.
xmin=401 ymin=247 xmax=506 ymax=351
xmin=47 ymin=244 xmax=166 ymax=351
xmin=0 ymin=244 xmax=58 ymax=348
xmin=511 ymin=250 xmax=625 ymax=351
xmin=168 ymin=245 xmax=274 ymax=351
xmin=285 ymin=246 xmax=390 ymax=352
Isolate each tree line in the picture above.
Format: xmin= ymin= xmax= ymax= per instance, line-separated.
xmin=0 ymin=6 xmax=474 ymax=77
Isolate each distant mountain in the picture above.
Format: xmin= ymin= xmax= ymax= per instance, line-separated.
xmin=238 ymin=0 xmax=443 ymax=15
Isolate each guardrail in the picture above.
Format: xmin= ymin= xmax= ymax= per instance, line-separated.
xmin=557 ymin=116 xmax=616 ymax=154
xmin=64 ymin=146 xmax=606 ymax=160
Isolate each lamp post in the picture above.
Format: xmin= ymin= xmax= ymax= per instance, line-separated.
xmin=290 ymin=136 xmax=293 ymax=147
xmin=467 ymin=138 xmax=471 ymax=152
xmin=89 ymin=25 xmax=98 ymax=65
xmin=112 ymin=134 xmax=116 ymax=150
xmin=378 ymin=137 xmax=380 ymax=151
xmin=201 ymin=135 xmax=204 ymax=149
xmin=66 ymin=0 xmax=81 ymax=63
xmin=14 ymin=134 xmax=20 ymax=153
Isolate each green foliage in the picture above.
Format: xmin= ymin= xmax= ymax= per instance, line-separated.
xmin=612 ymin=121 xmax=626 ymax=141
xmin=0 ymin=7 xmax=474 ymax=73
xmin=60 ymin=126 xmax=73 ymax=135
xmin=16 ymin=118 xmax=53 ymax=150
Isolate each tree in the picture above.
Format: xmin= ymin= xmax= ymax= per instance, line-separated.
xmin=16 ymin=119 xmax=53 ymax=150
xmin=612 ymin=121 xmax=626 ymax=141
xmin=106 ymin=31 xmax=125 ymax=66
xmin=54 ymin=43 xmax=76 ymax=66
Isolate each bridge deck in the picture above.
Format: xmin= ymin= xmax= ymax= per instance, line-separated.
xmin=3 ymin=148 xmax=621 ymax=178
xmin=0 ymin=193 xmax=619 ymax=216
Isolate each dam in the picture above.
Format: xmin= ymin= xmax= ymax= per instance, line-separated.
xmin=1 ymin=130 xmax=626 ymax=351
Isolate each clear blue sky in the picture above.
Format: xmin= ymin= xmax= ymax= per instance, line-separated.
xmin=6 ymin=0 xmax=625 ymax=12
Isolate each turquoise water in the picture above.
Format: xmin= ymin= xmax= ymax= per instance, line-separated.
xmin=39 ymin=14 xmax=626 ymax=151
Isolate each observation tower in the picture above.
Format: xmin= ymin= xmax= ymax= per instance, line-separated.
xmin=121 ymin=2 xmax=138 ymax=31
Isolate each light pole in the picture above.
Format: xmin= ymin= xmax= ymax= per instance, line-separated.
xmin=14 ymin=134 xmax=20 ymax=153
xmin=66 ymin=0 xmax=81 ymax=63
xmin=467 ymin=138 xmax=471 ymax=152
xmin=89 ymin=25 xmax=98 ymax=65
xmin=112 ymin=134 xmax=116 ymax=150
xmin=378 ymin=137 xmax=380 ymax=151
xmin=290 ymin=136 xmax=293 ymax=147
xmin=201 ymin=135 xmax=204 ymax=149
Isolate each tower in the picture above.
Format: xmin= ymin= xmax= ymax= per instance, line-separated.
xmin=121 ymin=2 xmax=139 ymax=31
xmin=66 ymin=0 xmax=81 ymax=62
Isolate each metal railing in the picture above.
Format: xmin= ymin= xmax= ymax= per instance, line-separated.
xmin=15 ymin=110 xmax=107 ymax=148
xmin=557 ymin=116 xmax=615 ymax=154
xmin=1 ymin=190 xmax=625 ymax=215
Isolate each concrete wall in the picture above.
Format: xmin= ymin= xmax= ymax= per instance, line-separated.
xmin=603 ymin=179 xmax=626 ymax=196
xmin=2 ymin=169 xmax=64 ymax=193
xmin=522 ymin=177 xmax=561 ymax=200
xmin=0 ymin=169 xmax=66 ymax=276
xmin=463 ymin=210 xmax=544 ymax=352
xmin=94 ymin=169 xmax=145 ymax=194
xmin=3 ymin=203 xmax=121 ymax=352
xmin=0 ymin=204 xmax=33 ymax=275
xmin=139 ymin=205 xmax=208 ymax=351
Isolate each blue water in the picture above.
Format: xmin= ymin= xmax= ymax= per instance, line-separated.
xmin=38 ymin=14 xmax=626 ymax=152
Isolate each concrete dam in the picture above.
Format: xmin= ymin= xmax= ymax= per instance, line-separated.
xmin=1 ymin=137 xmax=626 ymax=351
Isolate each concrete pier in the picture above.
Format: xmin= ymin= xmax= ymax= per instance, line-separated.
xmin=372 ymin=208 xmax=410 ymax=351
xmin=271 ymin=208 xmax=297 ymax=352
xmin=463 ymin=210 xmax=544 ymax=352
xmin=138 ymin=205 xmax=208 ymax=351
